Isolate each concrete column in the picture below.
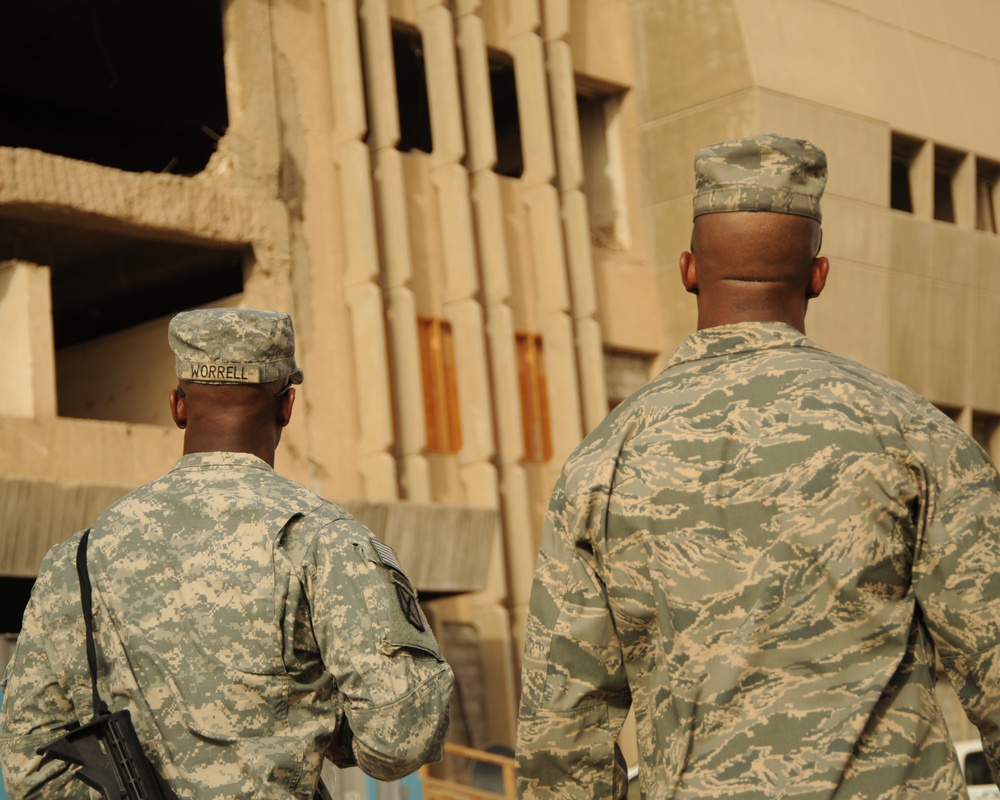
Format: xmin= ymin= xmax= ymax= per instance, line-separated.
xmin=0 ymin=261 xmax=57 ymax=419
xmin=911 ymin=140 xmax=933 ymax=219
xmin=509 ymin=8 xmax=585 ymax=470
xmin=327 ymin=0 xmax=399 ymax=500
xmin=955 ymin=151 xmax=975 ymax=230
xmin=955 ymin=406 xmax=973 ymax=435
xmin=360 ymin=0 xmax=432 ymax=502
xmin=423 ymin=0 xmax=520 ymax=744
xmin=544 ymin=4 xmax=608 ymax=435
xmin=220 ymin=0 xmax=283 ymax=190
xmin=459 ymin=0 xmax=541 ymax=692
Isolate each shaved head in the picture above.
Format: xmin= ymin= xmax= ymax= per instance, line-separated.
xmin=691 ymin=212 xmax=821 ymax=285
xmin=679 ymin=212 xmax=829 ymax=333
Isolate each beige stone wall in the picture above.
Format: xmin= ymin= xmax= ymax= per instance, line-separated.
xmin=0 ymin=0 xmax=649 ymax=748
xmin=0 ymin=261 xmax=57 ymax=420
xmin=2 ymin=0 xmax=999 ymax=753
xmin=627 ymin=0 xmax=1000 ymax=747
xmin=629 ymin=0 xmax=1000 ymax=421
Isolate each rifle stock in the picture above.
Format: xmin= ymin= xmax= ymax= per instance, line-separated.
xmin=41 ymin=711 xmax=347 ymax=800
xmin=38 ymin=705 xmax=178 ymax=799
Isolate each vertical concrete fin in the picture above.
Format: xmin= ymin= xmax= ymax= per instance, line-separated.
xmin=0 ymin=261 xmax=57 ymax=420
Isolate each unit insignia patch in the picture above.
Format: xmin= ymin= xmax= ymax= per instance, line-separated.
xmin=396 ymin=583 xmax=425 ymax=632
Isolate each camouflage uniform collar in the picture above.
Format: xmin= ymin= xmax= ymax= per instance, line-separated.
xmin=171 ymin=451 xmax=275 ymax=472
xmin=667 ymin=321 xmax=821 ymax=367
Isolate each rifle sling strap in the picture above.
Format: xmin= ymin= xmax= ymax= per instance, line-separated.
xmin=76 ymin=529 xmax=111 ymax=720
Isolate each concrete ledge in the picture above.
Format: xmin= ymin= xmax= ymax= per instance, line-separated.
xmin=0 ymin=474 xmax=496 ymax=596
xmin=0 ymin=147 xmax=263 ymax=245
xmin=343 ymin=499 xmax=497 ymax=595
xmin=0 ymin=477 xmax=131 ymax=577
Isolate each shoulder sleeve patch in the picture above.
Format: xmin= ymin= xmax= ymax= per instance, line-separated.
xmin=368 ymin=536 xmax=428 ymax=633
xmin=391 ymin=572 xmax=426 ymax=632
xmin=370 ymin=537 xmax=402 ymax=572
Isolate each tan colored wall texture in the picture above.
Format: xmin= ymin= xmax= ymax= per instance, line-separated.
xmin=1 ymin=0 xmax=998 ymax=755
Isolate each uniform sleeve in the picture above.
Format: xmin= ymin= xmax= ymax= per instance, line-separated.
xmin=909 ymin=419 xmax=1000 ymax=781
xmin=305 ymin=517 xmax=453 ymax=782
xmin=515 ymin=471 xmax=630 ymax=800
xmin=0 ymin=542 xmax=91 ymax=800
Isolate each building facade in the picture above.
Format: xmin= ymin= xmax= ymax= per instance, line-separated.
xmin=2 ymin=0 xmax=999 ymax=757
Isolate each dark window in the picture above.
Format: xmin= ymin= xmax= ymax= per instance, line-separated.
xmin=891 ymin=133 xmax=924 ymax=213
xmin=934 ymin=145 xmax=965 ymax=224
xmin=578 ymin=85 xmax=628 ymax=248
xmin=936 ymin=404 xmax=962 ymax=423
xmin=0 ymin=210 xmax=246 ymax=347
xmin=973 ymin=411 xmax=1000 ymax=459
xmin=0 ymin=578 xmax=34 ymax=634
xmin=0 ymin=0 xmax=228 ymax=175
xmin=964 ymin=750 xmax=997 ymax=787
xmin=393 ymin=25 xmax=433 ymax=154
xmin=977 ymin=158 xmax=1000 ymax=234
xmin=489 ymin=54 xmax=523 ymax=178
xmin=605 ymin=348 xmax=653 ymax=411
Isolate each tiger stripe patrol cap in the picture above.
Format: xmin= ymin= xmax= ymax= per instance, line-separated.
xmin=692 ymin=133 xmax=827 ymax=223
xmin=169 ymin=308 xmax=304 ymax=385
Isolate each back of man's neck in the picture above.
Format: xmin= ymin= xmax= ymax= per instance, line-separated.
xmin=182 ymin=438 xmax=276 ymax=468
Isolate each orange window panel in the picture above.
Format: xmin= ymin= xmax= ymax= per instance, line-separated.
xmin=516 ymin=332 xmax=553 ymax=463
xmin=418 ymin=317 xmax=462 ymax=454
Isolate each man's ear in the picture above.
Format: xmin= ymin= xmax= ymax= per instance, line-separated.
xmin=807 ymin=256 xmax=830 ymax=299
xmin=679 ymin=251 xmax=699 ymax=295
xmin=169 ymin=389 xmax=187 ymax=430
xmin=277 ymin=387 xmax=295 ymax=428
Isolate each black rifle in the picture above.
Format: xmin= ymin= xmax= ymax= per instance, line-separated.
xmin=37 ymin=529 xmax=180 ymax=800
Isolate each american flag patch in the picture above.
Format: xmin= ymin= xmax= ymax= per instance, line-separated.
xmin=371 ymin=538 xmax=402 ymax=571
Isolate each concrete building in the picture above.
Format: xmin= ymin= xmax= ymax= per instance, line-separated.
xmin=2 ymin=0 xmax=999 ymax=764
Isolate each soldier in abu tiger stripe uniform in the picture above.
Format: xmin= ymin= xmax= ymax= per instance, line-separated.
xmin=516 ymin=134 xmax=1000 ymax=799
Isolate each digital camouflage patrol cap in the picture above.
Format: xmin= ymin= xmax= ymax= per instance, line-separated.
xmin=692 ymin=133 xmax=827 ymax=222
xmin=169 ymin=308 xmax=304 ymax=385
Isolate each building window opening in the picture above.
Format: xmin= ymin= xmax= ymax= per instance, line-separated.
xmin=964 ymin=750 xmax=995 ymax=788
xmin=0 ymin=213 xmax=246 ymax=348
xmin=977 ymin=158 xmax=1000 ymax=234
xmin=578 ymin=84 xmax=629 ymax=248
xmin=489 ymin=54 xmax=523 ymax=178
xmin=605 ymin=348 xmax=654 ymax=411
xmin=393 ymin=25 xmax=433 ymax=154
xmin=516 ymin=332 xmax=553 ymax=463
xmin=418 ymin=317 xmax=462 ymax=453
xmin=891 ymin=133 xmax=924 ymax=213
xmin=934 ymin=145 xmax=965 ymax=224
xmin=0 ymin=578 xmax=34 ymax=635
xmin=0 ymin=209 xmax=247 ymax=424
xmin=936 ymin=404 xmax=962 ymax=424
xmin=973 ymin=411 xmax=1000 ymax=460
xmin=0 ymin=0 xmax=228 ymax=175
xmin=48 ymin=240 xmax=246 ymax=350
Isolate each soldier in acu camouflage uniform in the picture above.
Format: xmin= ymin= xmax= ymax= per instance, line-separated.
xmin=516 ymin=134 xmax=1000 ymax=799
xmin=0 ymin=308 xmax=453 ymax=799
